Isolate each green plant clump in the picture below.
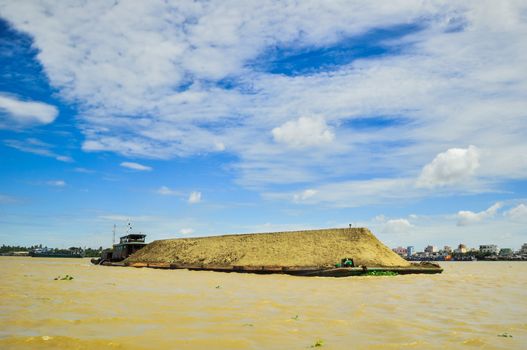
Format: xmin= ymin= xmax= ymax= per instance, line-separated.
xmin=310 ymin=339 xmax=324 ymax=347
xmin=497 ymin=332 xmax=513 ymax=338
xmin=363 ymin=270 xmax=398 ymax=276
xmin=54 ymin=275 xmax=74 ymax=280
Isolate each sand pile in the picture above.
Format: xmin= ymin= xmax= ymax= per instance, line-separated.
xmin=126 ymin=228 xmax=409 ymax=268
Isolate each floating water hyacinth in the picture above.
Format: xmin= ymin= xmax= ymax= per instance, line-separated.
xmin=310 ymin=339 xmax=324 ymax=347
xmin=363 ymin=271 xmax=398 ymax=276
xmin=53 ymin=275 xmax=74 ymax=280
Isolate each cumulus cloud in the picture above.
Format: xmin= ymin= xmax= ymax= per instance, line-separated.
xmin=272 ymin=116 xmax=334 ymax=148
xmin=188 ymin=191 xmax=201 ymax=204
xmin=505 ymin=203 xmax=527 ymax=222
xmin=120 ymin=162 xmax=152 ymax=171
xmin=417 ymin=146 xmax=480 ymax=188
xmin=457 ymin=202 xmax=502 ymax=226
xmin=0 ymin=93 xmax=58 ymax=127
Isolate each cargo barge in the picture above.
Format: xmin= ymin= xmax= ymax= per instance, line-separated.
xmin=100 ymin=260 xmax=443 ymax=277
xmin=92 ymin=227 xmax=443 ymax=276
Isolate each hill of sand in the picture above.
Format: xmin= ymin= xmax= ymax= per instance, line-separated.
xmin=126 ymin=228 xmax=410 ymax=268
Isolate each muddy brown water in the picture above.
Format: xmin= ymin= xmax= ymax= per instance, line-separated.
xmin=1 ymin=257 xmax=526 ymax=349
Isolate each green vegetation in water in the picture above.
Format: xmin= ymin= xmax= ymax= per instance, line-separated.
xmin=497 ymin=332 xmax=513 ymax=338
xmin=291 ymin=315 xmax=299 ymax=320
xmin=363 ymin=270 xmax=398 ymax=276
xmin=242 ymin=323 xmax=254 ymax=327
xmin=54 ymin=275 xmax=74 ymax=280
xmin=310 ymin=339 xmax=324 ymax=348
xmin=215 ymin=285 xmax=221 ymax=289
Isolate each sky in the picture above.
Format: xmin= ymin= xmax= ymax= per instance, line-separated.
xmin=1 ymin=0 xmax=526 ymax=250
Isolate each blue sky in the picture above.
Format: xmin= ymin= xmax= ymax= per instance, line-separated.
xmin=1 ymin=1 xmax=526 ymax=250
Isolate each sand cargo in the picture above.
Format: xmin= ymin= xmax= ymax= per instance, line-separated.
xmin=119 ymin=228 xmax=442 ymax=276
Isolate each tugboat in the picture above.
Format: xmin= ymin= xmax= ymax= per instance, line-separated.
xmin=91 ymin=222 xmax=147 ymax=265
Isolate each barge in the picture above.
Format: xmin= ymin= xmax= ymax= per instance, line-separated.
xmin=102 ymin=260 xmax=443 ymax=276
xmin=95 ymin=227 xmax=444 ymax=276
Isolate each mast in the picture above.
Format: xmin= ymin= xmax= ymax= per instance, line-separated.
xmin=112 ymin=224 xmax=116 ymax=245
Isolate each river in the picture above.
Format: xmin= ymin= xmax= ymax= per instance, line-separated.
xmin=1 ymin=257 xmax=526 ymax=349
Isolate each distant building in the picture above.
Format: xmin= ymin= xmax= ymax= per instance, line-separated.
xmin=521 ymin=243 xmax=527 ymax=254
xmin=443 ymin=246 xmax=452 ymax=253
xmin=479 ymin=244 xmax=499 ymax=255
xmin=499 ymin=248 xmax=513 ymax=256
xmin=392 ymin=246 xmax=407 ymax=257
xmin=407 ymin=246 xmax=415 ymax=257
xmin=455 ymin=244 xmax=467 ymax=254
xmin=424 ymin=245 xmax=438 ymax=253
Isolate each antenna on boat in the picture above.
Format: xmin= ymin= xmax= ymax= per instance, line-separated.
xmin=112 ymin=224 xmax=116 ymax=245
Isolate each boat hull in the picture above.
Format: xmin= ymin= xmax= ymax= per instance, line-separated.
xmin=98 ymin=261 xmax=443 ymax=277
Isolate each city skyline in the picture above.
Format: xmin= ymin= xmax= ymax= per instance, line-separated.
xmin=1 ymin=1 xmax=527 ymax=248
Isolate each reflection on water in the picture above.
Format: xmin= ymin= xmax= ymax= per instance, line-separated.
xmin=1 ymin=257 xmax=526 ymax=349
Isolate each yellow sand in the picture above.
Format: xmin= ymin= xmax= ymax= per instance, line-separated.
xmin=126 ymin=227 xmax=410 ymax=268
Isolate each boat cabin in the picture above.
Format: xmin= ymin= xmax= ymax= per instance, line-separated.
xmin=111 ymin=233 xmax=147 ymax=261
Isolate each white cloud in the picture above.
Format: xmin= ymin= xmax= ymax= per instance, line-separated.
xmin=293 ymin=189 xmax=317 ymax=202
xmin=457 ymin=202 xmax=502 ymax=226
xmin=98 ymin=215 xmax=153 ymax=222
xmin=214 ymin=142 xmax=226 ymax=151
xmin=5 ymin=138 xmax=53 ymax=157
xmin=0 ymin=93 xmax=58 ymax=127
xmin=47 ymin=180 xmax=66 ymax=187
xmin=5 ymin=138 xmax=73 ymax=162
xmin=157 ymin=186 xmax=180 ymax=196
xmin=266 ymin=178 xmax=416 ymax=207
xmin=505 ymin=203 xmax=527 ymax=222
xmin=272 ymin=116 xmax=334 ymax=148
xmin=373 ymin=215 xmax=387 ymax=223
xmin=74 ymin=167 xmax=94 ymax=173
xmin=55 ymin=155 xmax=74 ymax=163
xmin=383 ymin=218 xmax=414 ymax=233
xmin=179 ymin=228 xmax=194 ymax=235
xmin=120 ymin=161 xmax=152 ymax=171
xmin=0 ymin=194 xmax=17 ymax=204
xmin=1 ymin=1 xmax=526 ymax=199
xmin=417 ymin=146 xmax=480 ymax=188
xmin=188 ymin=191 xmax=202 ymax=204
